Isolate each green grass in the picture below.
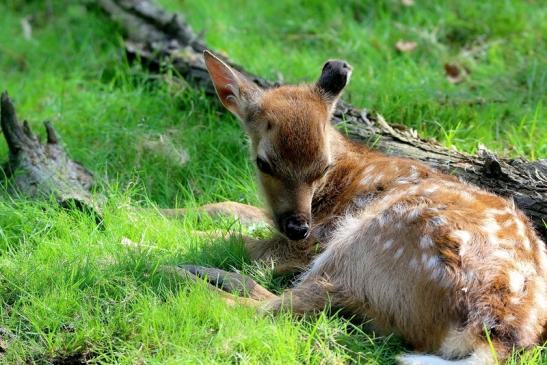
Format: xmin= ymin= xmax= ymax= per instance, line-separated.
xmin=0 ymin=0 xmax=545 ymax=363
xmin=162 ymin=0 xmax=546 ymax=159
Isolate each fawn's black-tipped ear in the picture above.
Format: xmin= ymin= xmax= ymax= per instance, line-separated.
xmin=203 ymin=50 xmax=261 ymax=120
xmin=316 ymin=60 xmax=352 ymax=100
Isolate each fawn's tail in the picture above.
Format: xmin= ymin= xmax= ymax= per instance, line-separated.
xmin=396 ymin=345 xmax=497 ymax=365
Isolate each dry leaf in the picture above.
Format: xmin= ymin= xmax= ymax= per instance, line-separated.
xmin=401 ymin=0 xmax=414 ymax=6
xmin=444 ymin=63 xmax=466 ymax=84
xmin=395 ymin=40 xmax=417 ymax=53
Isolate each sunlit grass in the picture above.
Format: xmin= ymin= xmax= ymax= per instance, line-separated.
xmin=161 ymin=0 xmax=546 ymax=158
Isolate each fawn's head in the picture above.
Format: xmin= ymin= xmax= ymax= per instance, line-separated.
xmin=204 ymin=50 xmax=351 ymax=240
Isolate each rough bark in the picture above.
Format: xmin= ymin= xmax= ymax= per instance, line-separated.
xmin=0 ymin=92 xmax=101 ymax=219
xmin=97 ymin=0 xmax=547 ymax=241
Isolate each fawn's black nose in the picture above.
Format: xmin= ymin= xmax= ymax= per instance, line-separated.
xmin=317 ymin=59 xmax=352 ymax=96
xmin=283 ymin=215 xmax=310 ymax=241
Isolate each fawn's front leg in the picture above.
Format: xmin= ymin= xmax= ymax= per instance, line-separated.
xmin=243 ymin=234 xmax=320 ymax=274
xmin=163 ymin=201 xmax=318 ymax=274
xmin=160 ymin=201 xmax=272 ymax=225
xmin=194 ymin=230 xmax=318 ymax=275
xmin=171 ymin=265 xmax=343 ymax=317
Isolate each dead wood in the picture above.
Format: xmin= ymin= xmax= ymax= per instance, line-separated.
xmin=97 ymin=0 xmax=547 ymax=241
xmin=0 ymin=92 xmax=101 ymax=218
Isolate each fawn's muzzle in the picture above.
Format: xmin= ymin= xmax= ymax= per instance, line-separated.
xmin=281 ymin=214 xmax=310 ymax=241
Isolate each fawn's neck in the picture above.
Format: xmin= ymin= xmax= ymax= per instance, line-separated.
xmin=312 ymin=127 xmax=377 ymax=220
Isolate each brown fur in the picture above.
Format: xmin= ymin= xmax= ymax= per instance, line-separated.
xmin=203 ymin=50 xmax=547 ymax=364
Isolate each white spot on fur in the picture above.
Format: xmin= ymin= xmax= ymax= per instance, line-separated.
xmin=396 ymin=178 xmax=415 ymax=185
xmin=505 ymin=314 xmax=516 ymax=322
xmin=423 ymin=186 xmax=438 ymax=195
xmin=528 ymin=309 xmax=538 ymax=327
xmin=536 ymin=290 xmax=547 ymax=311
xmin=482 ymin=219 xmax=500 ymax=246
xmin=363 ymin=165 xmax=375 ymax=175
xmin=484 ymin=208 xmax=509 ymax=217
xmin=409 ymin=257 xmax=419 ymax=270
xmin=429 ymin=216 xmax=447 ymax=227
xmin=394 ymin=247 xmax=404 ymax=259
xmin=420 ymin=235 xmax=433 ymax=249
xmin=451 ymin=230 xmax=471 ymax=245
xmin=409 ymin=166 xmax=419 ymax=179
xmin=502 ymin=219 xmax=514 ymax=229
xmin=431 ymin=267 xmax=446 ymax=284
xmin=492 ymin=250 xmax=513 ymax=261
xmin=425 ymin=256 xmax=440 ymax=271
xmin=482 ymin=219 xmax=499 ymax=235
xmin=515 ymin=219 xmax=526 ymax=238
xmin=360 ymin=176 xmax=373 ymax=186
xmin=508 ymin=270 xmax=525 ymax=293
xmin=458 ymin=191 xmax=475 ymax=202
xmin=521 ymin=237 xmax=531 ymax=251
xmin=395 ymin=167 xmax=421 ymax=185
xmin=383 ymin=239 xmax=394 ymax=250
xmin=373 ymin=173 xmax=384 ymax=185
xmin=407 ymin=186 xmax=419 ymax=195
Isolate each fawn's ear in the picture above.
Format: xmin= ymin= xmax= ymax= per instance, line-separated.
xmin=203 ymin=50 xmax=261 ymax=120
xmin=315 ymin=60 xmax=352 ymax=104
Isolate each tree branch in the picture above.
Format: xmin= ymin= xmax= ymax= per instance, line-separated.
xmin=0 ymin=92 xmax=101 ymax=220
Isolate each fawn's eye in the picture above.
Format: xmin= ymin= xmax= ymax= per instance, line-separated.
xmin=256 ymin=157 xmax=274 ymax=175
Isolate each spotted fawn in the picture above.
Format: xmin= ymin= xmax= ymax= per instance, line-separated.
xmin=198 ymin=50 xmax=547 ymax=364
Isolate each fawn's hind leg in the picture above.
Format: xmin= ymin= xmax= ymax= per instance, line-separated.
xmin=160 ymin=201 xmax=272 ymax=225
xmin=176 ymin=265 xmax=339 ymax=316
xmin=263 ymin=275 xmax=340 ymax=315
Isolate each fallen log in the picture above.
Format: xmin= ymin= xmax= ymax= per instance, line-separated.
xmin=0 ymin=92 xmax=101 ymax=219
xmin=97 ymin=0 xmax=547 ymax=241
